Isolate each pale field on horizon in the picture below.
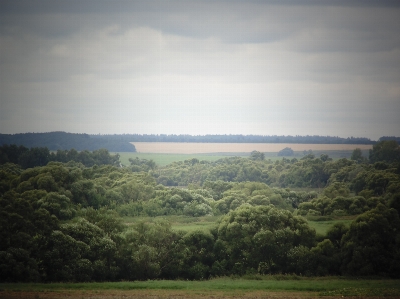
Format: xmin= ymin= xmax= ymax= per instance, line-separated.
xmin=131 ymin=142 xmax=373 ymax=154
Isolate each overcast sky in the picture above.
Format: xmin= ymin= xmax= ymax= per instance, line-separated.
xmin=1 ymin=1 xmax=399 ymax=140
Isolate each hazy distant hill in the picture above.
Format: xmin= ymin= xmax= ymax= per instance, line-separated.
xmin=95 ymin=133 xmax=376 ymax=144
xmin=0 ymin=132 xmax=136 ymax=152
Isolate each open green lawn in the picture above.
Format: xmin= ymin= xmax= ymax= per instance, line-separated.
xmin=1 ymin=277 xmax=400 ymax=298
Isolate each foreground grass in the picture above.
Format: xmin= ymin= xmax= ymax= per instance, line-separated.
xmin=1 ymin=277 xmax=400 ymax=298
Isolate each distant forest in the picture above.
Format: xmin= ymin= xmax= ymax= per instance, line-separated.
xmin=380 ymin=136 xmax=400 ymax=144
xmin=94 ymin=134 xmax=377 ymax=144
xmin=0 ymin=132 xmax=136 ymax=152
xmin=2 ymin=133 xmax=400 ymax=153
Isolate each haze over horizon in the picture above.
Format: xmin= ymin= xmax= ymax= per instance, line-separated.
xmin=1 ymin=1 xmax=399 ymax=140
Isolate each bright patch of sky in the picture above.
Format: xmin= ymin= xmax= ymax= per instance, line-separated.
xmin=1 ymin=0 xmax=399 ymax=140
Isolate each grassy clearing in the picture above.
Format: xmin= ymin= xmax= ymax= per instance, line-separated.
xmin=123 ymin=215 xmax=356 ymax=236
xmin=1 ymin=277 xmax=399 ymax=298
xmin=307 ymin=218 xmax=355 ymax=236
xmin=165 ymin=215 xmax=221 ymax=233
xmin=123 ymin=215 xmax=220 ymax=233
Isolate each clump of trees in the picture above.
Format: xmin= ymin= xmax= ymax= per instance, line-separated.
xmin=0 ymin=140 xmax=400 ymax=282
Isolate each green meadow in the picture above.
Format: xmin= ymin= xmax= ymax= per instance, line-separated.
xmin=1 ymin=277 xmax=400 ymax=298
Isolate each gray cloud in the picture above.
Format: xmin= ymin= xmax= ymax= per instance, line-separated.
xmin=1 ymin=1 xmax=399 ymax=139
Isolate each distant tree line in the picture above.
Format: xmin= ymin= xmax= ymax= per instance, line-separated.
xmin=379 ymin=136 xmax=400 ymax=144
xmin=0 ymin=145 xmax=120 ymax=169
xmin=4 ymin=133 xmax=400 ymax=153
xmin=0 ymin=132 xmax=136 ymax=152
xmin=95 ymin=133 xmax=376 ymax=144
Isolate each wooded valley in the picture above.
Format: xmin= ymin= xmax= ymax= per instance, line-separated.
xmin=0 ymin=140 xmax=400 ymax=282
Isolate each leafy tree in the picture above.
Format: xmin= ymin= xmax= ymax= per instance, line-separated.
xmin=323 ymin=182 xmax=350 ymax=199
xmin=319 ymin=154 xmax=332 ymax=162
xmin=36 ymin=192 xmax=76 ymax=220
xmin=203 ymin=180 xmax=233 ymax=200
xmin=341 ymin=204 xmax=400 ymax=277
xmin=351 ymin=148 xmax=367 ymax=163
xmin=80 ymin=207 xmax=126 ymax=237
xmin=388 ymin=192 xmax=400 ymax=215
xmin=309 ymin=239 xmax=340 ymax=275
xmin=41 ymin=230 xmax=92 ymax=282
xmin=216 ymin=205 xmax=316 ymax=274
xmin=129 ymin=157 xmax=156 ymax=171
xmin=0 ymin=163 xmax=22 ymax=195
xmin=18 ymin=147 xmax=51 ymax=169
xmin=119 ymin=221 xmax=183 ymax=280
xmin=179 ymin=230 xmax=215 ymax=279
xmin=0 ymin=248 xmax=40 ymax=282
xmin=0 ymin=144 xmax=29 ymax=165
xmin=250 ymin=150 xmax=265 ymax=160
xmin=0 ymin=188 xmax=60 ymax=282
xmin=326 ymin=223 xmax=349 ymax=248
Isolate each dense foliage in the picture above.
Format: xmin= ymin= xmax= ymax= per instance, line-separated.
xmin=155 ymin=153 xmax=331 ymax=188
xmin=0 ymin=140 xmax=399 ymax=282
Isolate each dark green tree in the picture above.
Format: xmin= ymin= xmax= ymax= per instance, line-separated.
xmin=278 ymin=147 xmax=294 ymax=156
xmin=216 ymin=205 xmax=316 ymax=274
xmin=178 ymin=230 xmax=215 ymax=279
xmin=369 ymin=140 xmax=400 ymax=163
xmin=351 ymin=148 xmax=367 ymax=163
xmin=18 ymin=147 xmax=50 ymax=169
xmin=0 ymin=144 xmax=29 ymax=165
xmin=341 ymin=204 xmax=400 ymax=277
xmin=250 ymin=150 xmax=265 ymax=160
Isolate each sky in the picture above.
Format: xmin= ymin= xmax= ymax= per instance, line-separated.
xmin=1 ymin=0 xmax=399 ymax=140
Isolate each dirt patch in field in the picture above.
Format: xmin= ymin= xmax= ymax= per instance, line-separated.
xmin=0 ymin=290 xmax=394 ymax=299
xmin=132 ymin=142 xmax=372 ymax=154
